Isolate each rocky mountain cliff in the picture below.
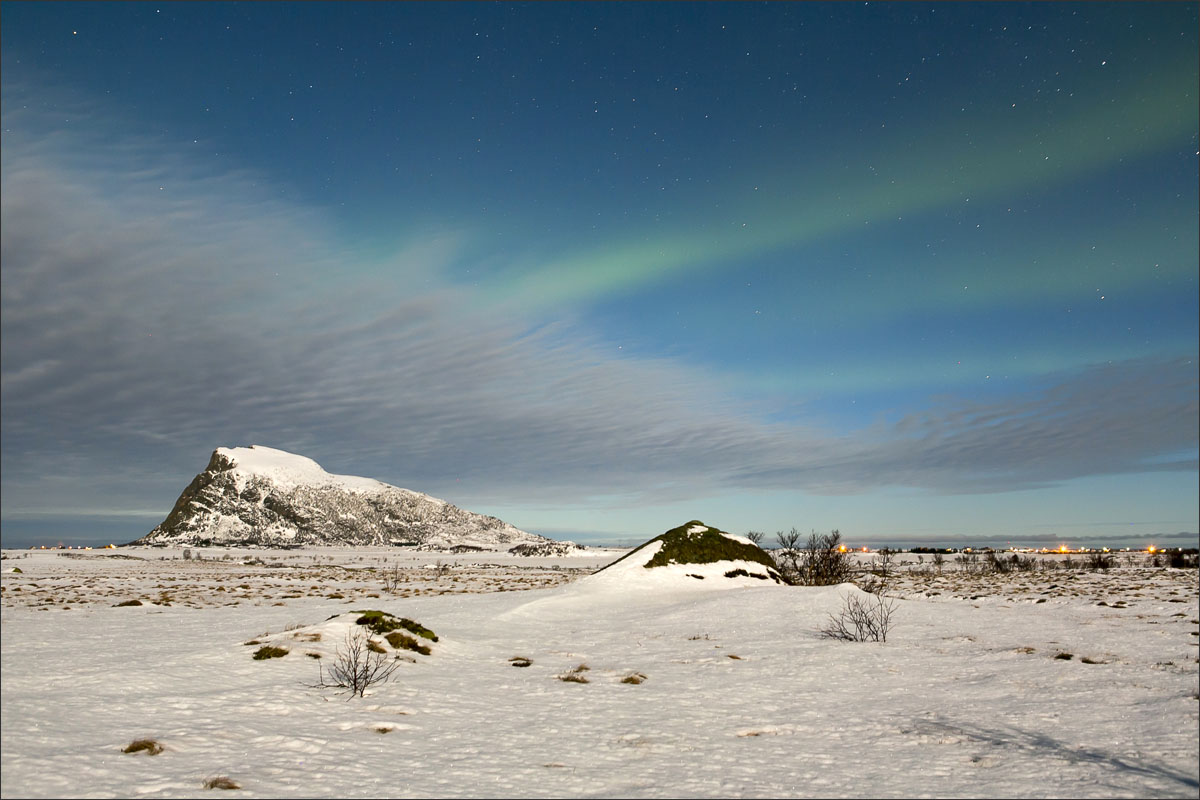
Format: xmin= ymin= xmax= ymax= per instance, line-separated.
xmin=129 ymin=446 xmax=578 ymax=553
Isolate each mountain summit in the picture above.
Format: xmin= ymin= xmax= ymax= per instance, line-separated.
xmin=130 ymin=446 xmax=575 ymax=552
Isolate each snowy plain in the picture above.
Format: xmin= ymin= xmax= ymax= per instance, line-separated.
xmin=1 ymin=545 xmax=1197 ymax=798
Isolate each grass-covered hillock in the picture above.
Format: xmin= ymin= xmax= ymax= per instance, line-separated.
xmin=598 ymin=520 xmax=789 ymax=584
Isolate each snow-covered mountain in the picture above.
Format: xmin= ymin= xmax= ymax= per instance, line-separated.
xmin=130 ymin=446 xmax=577 ymax=553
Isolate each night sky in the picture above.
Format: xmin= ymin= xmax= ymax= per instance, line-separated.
xmin=2 ymin=2 xmax=1197 ymax=549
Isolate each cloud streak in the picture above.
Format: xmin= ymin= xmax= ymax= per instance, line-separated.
xmin=2 ymin=94 xmax=1196 ymax=524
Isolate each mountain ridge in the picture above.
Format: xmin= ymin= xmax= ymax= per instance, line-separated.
xmin=129 ymin=446 xmax=578 ymax=553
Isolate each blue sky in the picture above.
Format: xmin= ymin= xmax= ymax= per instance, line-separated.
xmin=2 ymin=2 xmax=1197 ymax=549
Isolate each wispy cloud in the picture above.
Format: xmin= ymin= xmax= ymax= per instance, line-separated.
xmin=2 ymin=90 xmax=1195 ymax=522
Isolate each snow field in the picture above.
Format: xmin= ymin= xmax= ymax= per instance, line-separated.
xmin=1 ymin=548 xmax=1197 ymax=798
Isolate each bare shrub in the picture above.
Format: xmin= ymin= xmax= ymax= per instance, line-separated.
xmin=745 ymin=530 xmax=766 ymax=546
xmin=820 ymin=591 xmax=897 ymax=643
xmin=863 ymin=547 xmax=897 ymax=593
xmin=381 ymin=566 xmax=406 ymax=593
xmin=774 ymin=528 xmax=803 ymax=580
xmin=783 ymin=529 xmax=854 ymax=586
xmin=313 ymin=628 xmax=401 ymax=698
xmin=1168 ymin=550 xmax=1198 ymax=569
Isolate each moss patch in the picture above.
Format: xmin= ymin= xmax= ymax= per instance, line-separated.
xmin=252 ymin=645 xmax=289 ymax=660
xmin=355 ymin=610 xmax=438 ymax=641
xmin=384 ymin=631 xmax=431 ymax=656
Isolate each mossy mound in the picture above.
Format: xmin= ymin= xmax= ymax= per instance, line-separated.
xmin=598 ymin=520 xmax=789 ymax=584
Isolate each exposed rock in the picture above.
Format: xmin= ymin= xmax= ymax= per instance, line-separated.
xmin=130 ymin=446 xmax=578 ymax=553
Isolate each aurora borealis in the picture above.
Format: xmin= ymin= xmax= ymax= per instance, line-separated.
xmin=1 ymin=2 xmax=1196 ymax=548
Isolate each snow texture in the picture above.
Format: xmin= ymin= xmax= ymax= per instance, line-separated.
xmin=1 ymin=546 xmax=1197 ymax=798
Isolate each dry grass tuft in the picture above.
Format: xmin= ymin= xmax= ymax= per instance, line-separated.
xmin=123 ymin=738 xmax=163 ymax=755
xmin=203 ymin=776 xmax=241 ymax=790
xmin=558 ymin=664 xmax=591 ymax=683
xmin=620 ymin=672 xmax=647 ymax=684
xmin=559 ymin=671 xmax=589 ymax=683
xmin=252 ymin=645 xmax=289 ymax=660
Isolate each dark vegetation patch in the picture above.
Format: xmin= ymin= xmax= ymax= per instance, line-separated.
xmin=355 ymin=610 xmax=438 ymax=641
xmin=203 ymin=776 xmax=240 ymax=790
xmin=252 ymin=645 xmax=289 ymax=660
xmin=621 ymin=672 xmax=647 ymax=684
xmin=723 ymin=568 xmax=770 ymax=580
xmin=123 ymin=738 xmax=163 ymax=755
xmin=114 ymin=599 xmax=143 ymax=607
xmin=509 ymin=656 xmax=533 ymax=667
xmin=384 ymin=631 xmax=431 ymax=656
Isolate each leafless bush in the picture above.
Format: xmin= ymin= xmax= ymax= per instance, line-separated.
xmin=865 ymin=547 xmax=898 ymax=592
xmin=312 ymin=629 xmax=400 ymax=698
xmin=955 ymin=552 xmax=980 ymax=574
xmin=820 ymin=591 xmax=897 ymax=643
xmin=745 ymin=530 xmax=766 ymax=546
xmin=781 ymin=529 xmax=854 ymax=586
xmin=381 ymin=565 xmax=405 ymax=593
xmin=773 ymin=528 xmax=803 ymax=581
